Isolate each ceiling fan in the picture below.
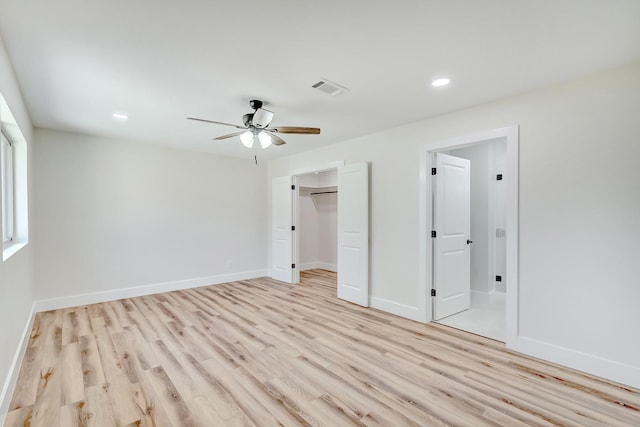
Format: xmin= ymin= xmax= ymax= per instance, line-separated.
xmin=187 ymin=99 xmax=320 ymax=149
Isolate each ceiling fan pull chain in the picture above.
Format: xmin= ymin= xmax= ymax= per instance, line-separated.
xmin=254 ymin=141 xmax=259 ymax=165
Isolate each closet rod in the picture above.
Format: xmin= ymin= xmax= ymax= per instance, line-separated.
xmin=310 ymin=191 xmax=338 ymax=195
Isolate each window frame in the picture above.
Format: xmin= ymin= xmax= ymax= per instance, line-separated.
xmin=1 ymin=128 xmax=15 ymax=246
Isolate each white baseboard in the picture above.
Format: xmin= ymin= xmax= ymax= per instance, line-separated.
xmin=471 ymin=290 xmax=491 ymax=305
xmin=269 ymin=269 xmax=291 ymax=283
xmin=300 ymin=261 xmax=337 ymax=272
xmin=0 ymin=303 xmax=36 ymax=425
xmin=370 ymin=296 xmax=425 ymax=322
xmin=33 ymin=269 xmax=268 ymax=312
xmin=471 ymin=290 xmax=505 ymax=305
xmin=508 ymin=336 xmax=640 ymax=390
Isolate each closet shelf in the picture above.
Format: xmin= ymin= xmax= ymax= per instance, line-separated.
xmin=300 ymin=186 xmax=337 ymax=209
xmin=299 ymin=185 xmax=337 ymax=195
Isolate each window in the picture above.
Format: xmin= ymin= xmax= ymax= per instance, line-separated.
xmin=1 ymin=129 xmax=14 ymax=246
xmin=1 ymin=92 xmax=28 ymax=260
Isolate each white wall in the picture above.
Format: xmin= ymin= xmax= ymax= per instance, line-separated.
xmin=34 ymin=129 xmax=268 ymax=301
xmin=299 ymin=193 xmax=319 ymax=266
xmin=317 ymin=202 xmax=337 ymax=269
xmin=0 ymin=36 xmax=35 ymax=416
xmin=268 ymin=61 xmax=640 ymax=387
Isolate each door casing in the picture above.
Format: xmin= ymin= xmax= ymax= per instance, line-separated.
xmin=419 ymin=126 xmax=519 ymax=347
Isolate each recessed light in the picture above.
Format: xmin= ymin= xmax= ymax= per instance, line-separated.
xmin=112 ymin=112 xmax=129 ymax=120
xmin=431 ymin=78 xmax=450 ymax=87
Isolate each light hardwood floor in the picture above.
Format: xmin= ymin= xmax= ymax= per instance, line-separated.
xmin=5 ymin=270 xmax=640 ymax=426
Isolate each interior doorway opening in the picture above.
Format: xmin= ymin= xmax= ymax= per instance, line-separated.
xmin=271 ymin=162 xmax=369 ymax=306
xmin=293 ymin=169 xmax=338 ymax=284
xmin=432 ymin=139 xmax=507 ymax=341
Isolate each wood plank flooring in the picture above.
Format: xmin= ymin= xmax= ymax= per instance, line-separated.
xmin=5 ymin=269 xmax=640 ymax=426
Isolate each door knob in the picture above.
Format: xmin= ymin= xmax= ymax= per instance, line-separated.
xmin=467 ymin=239 xmax=473 ymax=245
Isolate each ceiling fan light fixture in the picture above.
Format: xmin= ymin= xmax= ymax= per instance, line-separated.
xmin=188 ymin=99 xmax=320 ymax=151
xmin=259 ymin=131 xmax=272 ymax=148
xmin=240 ymin=130 xmax=254 ymax=148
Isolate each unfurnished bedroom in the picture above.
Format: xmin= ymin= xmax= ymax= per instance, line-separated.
xmin=1 ymin=1 xmax=640 ymax=425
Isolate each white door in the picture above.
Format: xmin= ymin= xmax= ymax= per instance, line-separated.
xmin=433 ymin=153 xmax=471 ymax=320
xmin=337 ymin=163 xmax=369 ymax=306
xmin=271 ymin=176 xmax=293 ymax=283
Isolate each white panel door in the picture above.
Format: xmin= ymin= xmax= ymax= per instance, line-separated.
xmin=271 ymin=176 xmax=293 ymax=283
xmin=433 ymin=153 xmax=471 ymax=320
xmin=337 ymin=163 xmax=369 ymax=306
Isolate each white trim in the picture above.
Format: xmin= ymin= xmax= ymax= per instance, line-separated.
xmin=2 ymin=241 xmax=27 ymax=261
xmin=1 ymin=130 xmax=14 ymax=247
xmin=510 ymin=336 xmax=640 ymax=390
xmin=33 ymin=269 xmax=268 ymax=312
xmin=504 ymin=125 xmax=519 ymax=343
xmin=418 ymin=126 xmax=519 ymax=337
xmin=292 ymin=175 xmax=300 ymax=284
xmin=0 ymin=303 xmax=36 ymax=425
xmin=370 ymin=297 xmax=424 ymax=322
xmin=291 ymin=161 xmax=344 ymax=177
xmin=418 ymin=147 xmax=430 ymax=322
xmin=300 ymin=261 xmax=336 ymax=272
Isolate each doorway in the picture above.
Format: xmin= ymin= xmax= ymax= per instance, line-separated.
xmin=294 ymin=169 xmax=338 ymax=281
xmin=433 ymin=140 xmax=507 ymax=341
xmin=271 ymin=162 xmax=370 ymax=307
xmin=420 ymin=125 xmax=518 ymax=346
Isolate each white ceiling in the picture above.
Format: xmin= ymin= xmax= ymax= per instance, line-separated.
xmin=1 ymin=0 xmax=639 ymax=160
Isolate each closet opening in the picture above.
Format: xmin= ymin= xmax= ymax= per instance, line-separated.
xmin=292 ymin=169 xmax=338 ymax=286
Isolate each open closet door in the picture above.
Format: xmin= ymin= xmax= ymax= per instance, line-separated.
xmin=337 ymin=163 xmax=369 ymax=306
xmin=271 ymin=176 xmax=293 ymax=283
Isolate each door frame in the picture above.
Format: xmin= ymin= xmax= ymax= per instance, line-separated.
xmin=419 ymin=126 xmax=519 ymax=346
xmin=291 ymin=161 xmax=345 ymax=284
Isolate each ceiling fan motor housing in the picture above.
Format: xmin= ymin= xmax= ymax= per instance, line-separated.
xmin=249 ymin=99 xmax=263 ymax=110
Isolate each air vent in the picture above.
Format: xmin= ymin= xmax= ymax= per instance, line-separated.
xmin=311 ymin=79 xmax=349 ymax=96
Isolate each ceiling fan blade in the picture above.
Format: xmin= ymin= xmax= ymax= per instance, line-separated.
xmin=270 ymin=133 xmax=287 ymax=146
xmin=270 ymin=126 xmax=320 ymax=134
xmin=213 ymin=131 xmax=246 ymax=141
xmin=187 ymin=117 xmax=246 ymax=130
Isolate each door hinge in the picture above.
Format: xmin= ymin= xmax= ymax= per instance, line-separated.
xmin=431 ymin=289 xmax=436 ymax=297
xmin=431 ymin=230 xmax=436 ymax=238
xmin=496 ymin=174 xmax=503 ymax=181
xmin=291 ymin=225 xmax=295 ymax=231
xmin=291 ymin=184 xmax=296 ymax=190
xmin=292 ymin=263 xmax=296 ymax=269
xmin=496 ymin=275 xmax=502 ymax=282
xmin=431 ymin=167 xmax=436 ymax=175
